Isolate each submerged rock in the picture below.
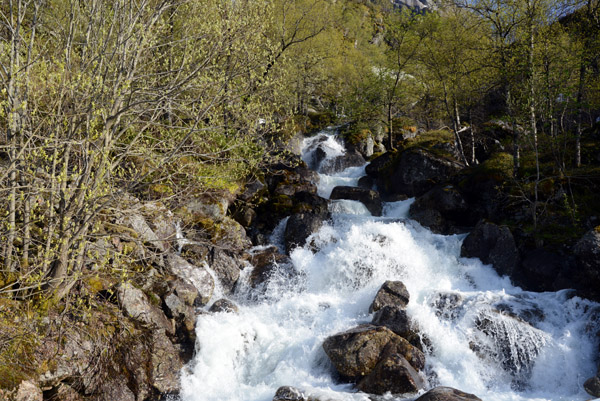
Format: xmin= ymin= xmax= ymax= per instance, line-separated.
xmin=414 ymin=386 xmax=482 ymax=401
xmin=461 ymin=220 xmax=519 ymax=277
xmin=329 ymin=186 xmax=383 ymax=216
xmin=272 ymin=386 xmax=308 ymax=401
xmin=369 ymin=280 xmax=410 ymax=312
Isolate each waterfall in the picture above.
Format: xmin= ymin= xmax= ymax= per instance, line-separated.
xmin=180 ymin=131 xmax=599 ymax=401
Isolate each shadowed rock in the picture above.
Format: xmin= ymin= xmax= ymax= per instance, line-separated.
xmin=414 ymin=386 xmax=482 ymax=401
xmin=369 ymin=280 xmax=410 ymax=312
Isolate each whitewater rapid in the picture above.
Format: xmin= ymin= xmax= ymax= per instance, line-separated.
xmin=181 ymin=131 xmax=599 ymax=401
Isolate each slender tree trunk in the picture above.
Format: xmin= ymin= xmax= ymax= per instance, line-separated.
xmin=575 ymin=63 xmax=585 ymax=168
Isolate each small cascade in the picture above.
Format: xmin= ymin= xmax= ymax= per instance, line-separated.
xmin=181 ymin=131 xmax=599 ymax=401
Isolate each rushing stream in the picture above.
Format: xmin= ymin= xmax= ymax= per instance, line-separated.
xmin=181 ymin=130 xmax=600 ymax=401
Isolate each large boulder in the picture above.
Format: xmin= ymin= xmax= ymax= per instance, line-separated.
xmin=414 ymin=386 xmax=482 ymax=401
xmin=207 ymin=248 xmax=245 ymax=294
xmin=322 ymin=325 xmax=425 ymax=381
xmin=369 ymin=281 xmax=410 ymax=312
xmin=284 ymin=213 xmax=326 ymax=253
xmin=356 ymin=353 xmax=425 ymax=395
xmin=573 ymin=227 xmax=600 ymax=301
xmin=330 ymin=186 xmax=383 ymax=216
xmin=461 ymin=220 xmax=519 ymax=278
xmin=409 ymin=185 xmax=472 ymax=234
xmin=15 ymin=381 xmax=43 ymax=401
xmin=369 ymin=148 xmax=464 ymax=199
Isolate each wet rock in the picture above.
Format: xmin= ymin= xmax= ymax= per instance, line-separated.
xmin=370 ymin=148 xmax=464 ymax=199
xmin=414 ymin=386 xmax=482 ymax=401
xmin=249 ymin=246 xmax=292 ymax=287
xmin=151 ymin=330 xmax=184 ymax=394
xmin=117 ymin=283 xmax=173 ymax=334
xmin=163 ymin=292 xmax=196 ymax=359
xmin=209 ymin=299 xmax=239 ymax=313
xmin=356 ymin=353 xmax=425 ymax=395
xmin=208 ymin=248 xmax=245 ymax=294
xmin=284 ymin=213 xmax=325 ymax=253
xmin=461 ymin=220 xmax=519 ymax=277
xmin=372 ymin=306 xmax=412 ymax=339
xmin=319 ymin=151 xmax=365 ymax=174
xmin=471 ymin=309 xmax=548 ymax=384
xmin=584 ymin=374 xmax=600 ymax=397
xmin=15 ymin=380 xmax=42 ymax=401
xmin=330 ymin=186 xmax=382 ymax=216
xmin=166 ymin=253 xmax=214 ymax=306
xmin=369 ymin=281 xmax=410 ymax=312
xmin=322 ymin=324 xmax=425 ymax=381
xmin=273 ymin=386 xmax=308 ymax=401
xmin=409 ymin=185 xmax=471 ymax=234
xmin=573 ymin=228 xmax=600 ymax=301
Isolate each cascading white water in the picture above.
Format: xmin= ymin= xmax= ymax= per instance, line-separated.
xmin=180 ymin=131 xmax=600 ymax=401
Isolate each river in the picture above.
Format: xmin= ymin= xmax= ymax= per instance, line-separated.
xmin=180 ymin=130 xmax=599 ymax=401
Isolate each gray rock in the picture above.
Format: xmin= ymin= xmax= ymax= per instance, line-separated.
xmin=117 ymin=283 xmax=173 ymax=334
xmin=273 ymin=386 xmax=307 ymax=401
xmin=415 ymin=387 xmax=482 ymax=401
xmin=182 ymin=194 xmax=230 ymax=222
xmin=330 ymin=186 xmax=382 ymax=216
xmin=98 ymin=377 xmax=135 ymax=401
xmin=171 ymin=278 xmax=199 ymax=307
xmin=461 ymin=220 xmax=519 ymax=277
xmin=166 ymin=253 xmax=214 ymax=306
xmin=208 ymin=248 xmax=245 ymax=294
xmin=356 ymin=353 xmax=425 ymax=395
xmin=369 ymin=281 xmax=410 ymax=312
xmin=126 ymin=213 xmax=165 ymax=252
xmin=430 ymin=292 xmax=464 ymax=321
xmin=151 ymin=330 xmax=183 ymax=394
xmin=209 ymin=299 xmax=239 ymax=313
xmin=15 ymin=381 xmax=42 ymax=401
